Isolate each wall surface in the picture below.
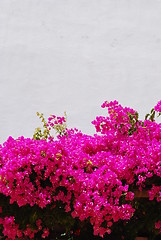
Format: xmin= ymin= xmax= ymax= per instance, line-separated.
xmin=0 ymin=0 xmax=161 ymax=143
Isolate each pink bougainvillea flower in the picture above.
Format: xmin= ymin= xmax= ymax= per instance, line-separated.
xmin=0 ymin=100 xmax=161 ymax=239
xmin=154 ymin=100 xmax=161 ymax=112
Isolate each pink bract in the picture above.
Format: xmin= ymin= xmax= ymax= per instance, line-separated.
xmin=0 ymin=100 xmax=161 ymax=238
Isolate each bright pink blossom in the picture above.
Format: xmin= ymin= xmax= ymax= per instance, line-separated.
xmin=0 ymin=100 xmax=161 ymax=238
xmin=154 ymin=100 xmax=161 ymax=112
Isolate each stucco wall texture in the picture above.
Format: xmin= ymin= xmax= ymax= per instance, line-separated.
xmin=0 ymin=0 xmax=161 ymax=143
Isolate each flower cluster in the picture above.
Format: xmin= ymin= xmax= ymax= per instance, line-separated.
xmin=155 ymin=221 xmax=161 ymax=234
xmin=154 ymin=100 xmax=161 ymax=113
xmin=0 ymin=100 xmax=161 ymax=239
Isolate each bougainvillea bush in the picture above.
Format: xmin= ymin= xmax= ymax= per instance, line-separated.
xmin=0 ymin=100 xmax=161 ymax=239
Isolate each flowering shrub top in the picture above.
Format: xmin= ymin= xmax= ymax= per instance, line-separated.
xmin=0 ymin=100 xmax=161 ymax=239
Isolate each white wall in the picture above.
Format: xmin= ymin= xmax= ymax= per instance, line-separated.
xmin=0 ymin=0 xmax=161 ymax=143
